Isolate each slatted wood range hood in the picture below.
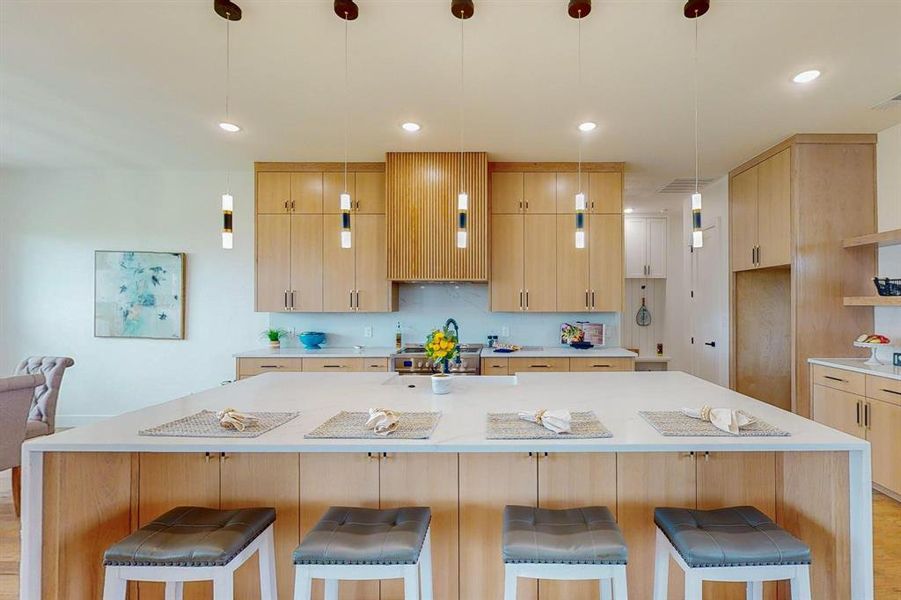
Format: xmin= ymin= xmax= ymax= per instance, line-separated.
xmin=386 ymin=151 xmax=488 ymax=281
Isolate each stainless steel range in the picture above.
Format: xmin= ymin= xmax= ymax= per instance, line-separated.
xmin=390 ymin=343 xmax=484 ymax=375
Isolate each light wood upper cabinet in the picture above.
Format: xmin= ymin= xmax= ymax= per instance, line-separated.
xmin=290 ymin=172 xmax=323 ymax=213
xmin=323 ymin=172 xmax=354 ymax=214
xmin=354 ymin=214 xmax=392 ymax=312
xmin=255 ymin=215 xmax=292 ymax=312
xmin=523 ymin=172 xmax=557 ymax=213
xmin=554 ymin=172 xmax=587 ymax=214
xmin=256 ymin=172 xmax=292 ymax=214
xmin=354 ymin=172 xmax=386 ymax=214
xmin=323 ymin=214 xmax=357 ymax=312
xmin=289 ymin=215 xmax=323 ymax=312
xmin=589 ymin=172 xmax=623 ymax=213
xmin=491 ymin=172 xmax=524 ymax=214
xmin=730 ymin=148 xmax=791 ymax=272
xmin=556 ymin=214 xmax=590 ymax=311
xmin=590 ymin=214 xmax=623 ymax=312
xmin=756 ymin=148 xmax=792 ymax=268
xmin=523 ymin=215 xmax=557 ymax=311
xmin=624 ymin=216 xmax=667 ymax=278
xmin=490 ymin=214 xmax=525 ymax=311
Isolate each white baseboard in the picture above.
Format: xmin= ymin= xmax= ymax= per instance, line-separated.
xmin=55 ymin=414 xmax=113 ymax=428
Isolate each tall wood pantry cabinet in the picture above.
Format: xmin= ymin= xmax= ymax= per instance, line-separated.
xmin=254 ymin=163 xmax=397 ymax=313
xmin=729 ymin=135 xmax=876 ymax=416
xmin=489 ymin=164 xmax=624 ymax=312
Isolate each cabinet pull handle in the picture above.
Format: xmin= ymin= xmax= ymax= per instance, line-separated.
xmin=823 ymin=375 xmax=846 ymax=383
xmin=290 ymin=290 xmax=296 ymax=310
xmin=592 ymin=364 xmax=612 ymax=368
xmin=205 ymin=452 xmax=212 ymax=463
xmin=323 ymin=365 xmax=344 ymax=368
xmin=865 ymin=402 xmax=871 ymax=429
xmin=367 ymin=452 xmax=379 ymax=460
xmin=284 ymin=200 xmax=289 ymax=211
xmin=530 ymin=364 xmax=550 ymax=368
xmin=349 ymin=290 xmax=354 ymax=309
xmin=881 ymin=388 xmax=901 ymax=396
xmin=856 ymin=401 xmax=861 ymax=426
xmin=355 ymin=290 xmax=360 ymax=310
xmin=525 ymin=290 xmax=530 ymax=310
xmin=291 ymin=200 xmax=295 ymax=211
xmin=591 ymin=290 xmax=596 ymax=309
xmin=259 ymin=364 xmax=281 ymax=368
xmin=519 ymin=200 xmax=523 ymax=211
xmin=519 ymin=290 xmax=524 ymax=310
xmin=585 ymin=290 xmax=590 ymax=310
xmin=757 ymin=246 xmax=761 ymax=265
xmin=220 ymin=452 xmax=230 ymax=461
xmin=284 ymin=290 xmax=289 ymax=310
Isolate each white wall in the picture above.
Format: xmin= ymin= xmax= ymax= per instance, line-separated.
xmin=0 ymin=168 xmax=267 ymax=425
xmin=875 ymin=123 xmax=901 ymax=362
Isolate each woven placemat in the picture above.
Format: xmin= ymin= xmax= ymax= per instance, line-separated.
xmin=639 ymin=411 xmax=790 ymax=437
xmin=139 ymin=410 xmax=300 ymax=438
xmin=486 ymin=411 xmax=612 ymax=439
xmin=304 ymin=411 xmax=441 ymax=439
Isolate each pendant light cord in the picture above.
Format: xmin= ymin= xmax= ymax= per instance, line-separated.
xmin=459 ymin=8 xmax=465 ymax=195
xmin=577 ymin=10 xmax=583 ymax=193
xmin=225 ymin=15 xmax=231 ymax=121
xmin=693 ymin=9 xmax=700 ymax=194
xmin=343 ymin=13 xmax=349 ymax=193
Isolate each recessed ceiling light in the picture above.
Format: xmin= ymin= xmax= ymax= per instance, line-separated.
xmin=623 ymin=207 xmax=634 ymax=214
xmin=219 ymin=121 xmax=241 ymax=133
xmin=402 ymin=122 xmax=421 ymax=132
xmin=578 ymin=122 xmax=597 ymax=132
xmin=792 ymin=70 xmax=821 ymax=84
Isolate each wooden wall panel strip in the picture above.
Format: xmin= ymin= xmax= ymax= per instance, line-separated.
xmin=386 ymin=152 xmax=488 ymax=281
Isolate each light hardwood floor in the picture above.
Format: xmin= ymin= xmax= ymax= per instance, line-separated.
xmin=0 ymin=470 xmax=898 ymax=599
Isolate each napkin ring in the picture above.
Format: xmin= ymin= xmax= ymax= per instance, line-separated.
xmin=534 ymin=409 xmax=547 ymax=424
xmin=699 ymin=405 xmax=712 ymax=422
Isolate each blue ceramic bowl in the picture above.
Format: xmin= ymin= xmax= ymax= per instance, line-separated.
xmin=299 ymin=331 xmax=326 ymax=349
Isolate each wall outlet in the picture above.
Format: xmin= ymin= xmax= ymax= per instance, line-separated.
xmin=501 ymin=326 xmax=510 ymax=337
xmin=364 ymin=326 xmax=373 ymax=338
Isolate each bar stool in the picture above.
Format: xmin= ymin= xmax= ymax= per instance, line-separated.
xmin=502 ymin=505 xmax=629 ymax=600
xmin=293 ymin=506 xmax=433 ymax=600
xmin=652 ymin=506 xmax=812 ymax=600
xmin=101 ymin=506 xmax=277 ymax=600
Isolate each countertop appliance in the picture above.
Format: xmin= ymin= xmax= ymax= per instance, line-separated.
xmin=390 ymin=343 xmax=484 ymax=375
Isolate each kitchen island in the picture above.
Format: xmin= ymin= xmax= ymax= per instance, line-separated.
xmin=21 ymin=371 xmax=871 ymax=600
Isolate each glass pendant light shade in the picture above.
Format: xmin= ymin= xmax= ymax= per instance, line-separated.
xmin=341 ymin=211 xmax=352 ymax=248
xmin=221 ymin=193 xmax=234 ymax=211
xmin=692 ymin=229 xmax=703 ymax=248
xmin=457 ymin=192 xmax=468 ymax=210
xmin=222 ymin=231 xmax=234 ymax=249
xmin=340 ymin=192 xmax=352 ymax=211
xmin=341 ymin=230 xmax=352 ymax=249
xmin=575 ymin=229 xmax=586 ymax=249
xmin=457 ymin=230 xmax=468 ymax=249
xmin=691 ymin=193 xmax=703 ymax=248
xmin=221 ymin=193 xmax=234 ymax=249
xmin=691 ymin=192 xmax=702 ymax=211
xmin=575 ymin=192 xmax=586 ymax=211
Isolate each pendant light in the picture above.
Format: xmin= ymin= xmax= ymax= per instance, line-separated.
xmin=572 ymin=3 xmax=588 ymax=249
xmin=337 ymin=3 xmax=358 ymax=249
xmin=454 ymin=1 xmax=472 ymax=249
xmin=687 ymin=1 xmax=706 ymax=249
xmin=215 ymin=1 xmax=241 ymax=249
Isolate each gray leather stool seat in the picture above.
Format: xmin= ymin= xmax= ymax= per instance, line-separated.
xmin=103 ymin=506 xmax=276 ymax=567
xmin=294 ymin=506 xmax=431 ymax=565
xmin=654 ymin=506 xmax=811 ymax=568
xmin=503 ymin=505 xmax=628 ymax=565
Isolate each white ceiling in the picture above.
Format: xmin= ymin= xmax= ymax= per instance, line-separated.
xmin=2 ymin=0 xmax=900 ymax=200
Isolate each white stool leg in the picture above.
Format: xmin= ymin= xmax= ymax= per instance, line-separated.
xmin=612 ymin=566 xmax=628 ymax=600
xmin=599 ymin=578 xmax=612 ymax=600
xmin=684 ymin=572 xmax=702 ymax=600
xmin=419 ymin=528 xmax=434 ymax=600
xmin=324 ymin=579 xmax=339 ymax=600
xmin=790 ymin=565 xmax=812 ymax=600
xmin=746 ymin=580 xmax=763 ymax=600
xmin=403 ymin=564 xmax=421 ymax=600
xmin=503 ymin=564 xmax=517 ymax=600
xmin=213 ymin=570 xmax=234 ymax=600
xmin=101 ymin=567 xmax=127 ymax=600
xmin=259 ymin=526 xmax=277 ymax=600
xmin=652 ymin=529 xmax=670 ymax=600
xmin=165 ymin=581 xmax=184 ymax=600
xmin=293 ymin=566 xmax=312 ymax=600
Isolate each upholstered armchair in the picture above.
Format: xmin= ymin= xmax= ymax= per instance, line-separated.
xmin=1 ymin=373 xmax=45 ymax=517
xmin=14 ymin=356 xmax=75 ymax=440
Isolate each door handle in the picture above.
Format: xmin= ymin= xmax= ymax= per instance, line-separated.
xmin=704 ymin=341 xmax=716 ymax=347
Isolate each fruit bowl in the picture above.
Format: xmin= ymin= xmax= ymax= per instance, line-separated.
xmin=854 ymin=334 xmax=893 ymax=366
xmin=299 ymin=331 xmax=326 ymax=349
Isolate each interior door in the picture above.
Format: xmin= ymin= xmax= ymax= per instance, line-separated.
xmin=756 ymin=148 xmax=791 ymax=268
xmin=354 ymin=214 xmax=390 ymax=312
xmin=730 ymin=166 xmax=758 ymax=271
xmin=256 ymin=215 xmax=291 ymax=312
xmin=624 ymin=217 xmax=647 ymax=278
xmin=689 ymin=215 xmax=728 ymax=386
xmin=646 ymin=217 xmax=668 ymax=278
xmin=322 ymin=213 xmax=356 ymax=312
xmin=490 ymin=214 xmax=524 ymax=311
xmin=290 ymin=215 xmax=323 ymax=312
xmin=556 ymin=213 xmax=591 ymax=311
xmin=523 ymin=214 xmax=557 ymax=311
xmin=589 ymin=214 xmax=623 ymax=312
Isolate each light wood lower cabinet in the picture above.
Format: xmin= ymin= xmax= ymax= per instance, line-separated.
xmin=237 ymin=356 xmax=388 ymax=379
xmin=481 ymin=357 xmax=634 ymax=374
xmin=867 ymin=398 xmax=901 ymax=494
xmin=481 ymin=357 xmax=510 ymax=375
xmin=363 ymin=358 xmax=389 ymax=371
xmin=812 ymin=384 xmax=866 ymax=438
xmin=302 ymin=357 xmax=364 ymax=372
xmin=508 ymin=357 xmax=570 ymax=373
xmin=236 ymin=357 xmax=304 ymax=379
xmin=569 ymin=357 xmax=634 ymax=372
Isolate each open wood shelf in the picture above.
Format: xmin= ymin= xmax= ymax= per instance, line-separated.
xmin=842 ymin=228 xmax=901 ymax=248
xmin=843 ymin=296 xmax=901 ymax=307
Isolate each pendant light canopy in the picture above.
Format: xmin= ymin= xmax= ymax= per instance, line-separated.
xmin=454 ymin=1 xmax=471 ymax=248
xmin=568 ymin=0 xmax=592 ymax=19
xmin=687 ymin=0 xmax=706 ymax=248
xmin=451 ymin=0 xmax=474 ymax=19
xmin=334 ymin=0 xmax=359 ymax=20
xmin=683 ymin=0 xmax=710 ymax=19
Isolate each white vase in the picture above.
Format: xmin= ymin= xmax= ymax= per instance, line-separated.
xmin=269 ymin=340 xmax=280 ymax=349
xmin=431 ymin=373 xmax=452 ymax=395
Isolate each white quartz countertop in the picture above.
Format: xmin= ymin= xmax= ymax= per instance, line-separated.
xmin=479 ymin=346 xmax=637 ymax=358
xmin=27 ymin=371 xmax=866 ymax=454
xmin=235 ymin=347 xmax=395 ymax=358
xmin=808 ymin=358 xmax=901 ymax=382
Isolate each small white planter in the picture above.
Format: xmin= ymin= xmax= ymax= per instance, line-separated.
xmin=269 ymin=340 xmax=281 ymax=349
xmin=431 ymin=373 xmax=452 ymax=395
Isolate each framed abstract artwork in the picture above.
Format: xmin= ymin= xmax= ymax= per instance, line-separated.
xmin=94 ymin=251 xmax=186 ymax=339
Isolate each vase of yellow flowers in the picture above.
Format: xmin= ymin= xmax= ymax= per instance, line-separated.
xmin=425 ymin=326 xmax=460 ymax=394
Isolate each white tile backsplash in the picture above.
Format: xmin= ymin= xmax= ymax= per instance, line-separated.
xmin=269 ymin=283 xmax=620 ymax=349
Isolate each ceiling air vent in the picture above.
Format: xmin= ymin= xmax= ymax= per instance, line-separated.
xmin=657 ymin=178 xmax=716 ymax=194
xmin=871 ymin=91 xmax=901 ymax=111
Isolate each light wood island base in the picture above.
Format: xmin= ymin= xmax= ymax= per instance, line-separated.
xmin=37 ymin=450 xmax=852 ymax=600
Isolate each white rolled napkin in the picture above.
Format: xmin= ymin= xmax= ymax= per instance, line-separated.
xmin=518 ymin=408 xmax=572 ymax=434
xmin=215 ymin=408 xmax=258 ymax=432
xmin=366 ymin=408 xmax=399 ymax=436
xmin=681 ymin=405 xmax=755 ymax=435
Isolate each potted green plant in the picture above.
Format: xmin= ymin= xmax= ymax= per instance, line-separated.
xmin=261 ymin=328 xmax=288 ymax=349
xmin=425 ymin=326 xmax=460 ymax=394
